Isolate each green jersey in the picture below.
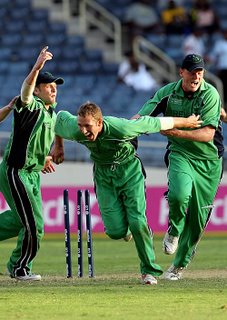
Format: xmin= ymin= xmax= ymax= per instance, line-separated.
xmin=55 ymin=111 xmax=162 ymax=165
xmin=3 ymin=96 xmax=56 ymax=171
xmin=138 ymin=79 xmax=223 ymax=160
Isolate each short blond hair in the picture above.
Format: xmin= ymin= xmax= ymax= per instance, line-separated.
xmin=77 ymin=101 xmax=102 ymax=121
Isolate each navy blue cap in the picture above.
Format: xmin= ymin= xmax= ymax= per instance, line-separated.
xmin=36 ymin=71 xmax=64 ymax=86
xmin=181 ymin=54 xmax=205 ymax=72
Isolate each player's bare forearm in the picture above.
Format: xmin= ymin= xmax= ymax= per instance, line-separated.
xmin=173 ymin=115 xmax=202 ymax=128
xmin=50 ymin=135 xmax=65 ymax=164
xmin=160 ymin=126 xmax=215 ymax=142
xmin=0 ymin=96 xmax=18 ymax=122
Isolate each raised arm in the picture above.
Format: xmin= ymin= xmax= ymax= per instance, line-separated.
xmin=20 ymin=46 xmax=53 ymax=106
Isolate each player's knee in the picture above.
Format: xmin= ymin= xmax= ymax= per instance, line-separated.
xmin=129 ymin=219 xmax=145 ymax=235
xmin=168 ymin=190 xmax=190 ymax=206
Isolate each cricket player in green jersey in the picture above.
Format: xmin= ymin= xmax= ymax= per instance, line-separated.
xmin=134 ymin=54 xmax=224 ymax=280
xmin=0 ymin=47 xmax=64 ymax=281
xmin=52 ymin=101 xmax=201 ymax=285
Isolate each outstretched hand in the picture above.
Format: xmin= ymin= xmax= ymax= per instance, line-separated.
xmin=186 ymin=114 xmax=203 ymax=128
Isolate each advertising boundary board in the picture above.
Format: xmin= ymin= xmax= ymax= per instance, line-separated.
xmin=1 ymin=162 xmax=227 ymax=233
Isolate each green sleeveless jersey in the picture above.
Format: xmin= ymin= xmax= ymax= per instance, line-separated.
xmin=3 ymin=96 xmax=57 ymax=171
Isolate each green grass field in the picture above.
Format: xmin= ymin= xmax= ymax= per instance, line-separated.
xmin=0 ymin=234 xmax=227 ymax=320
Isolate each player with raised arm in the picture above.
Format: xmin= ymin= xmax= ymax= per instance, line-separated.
xmin=0 ymin=47 xmax=64 ymax=281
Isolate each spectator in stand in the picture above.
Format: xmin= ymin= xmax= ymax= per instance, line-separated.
xmin=207 ymin=28 xmax=227 ymax=107
xmin=118 ymin=50 xmax=160 ymax=92
xmin=161 ymin=0 xmax=189 ymax=35
xmin=123 ymin=0 xmax=160 ymax=49
xmin=182 ymin=27 xmax=206 ymax=57
xmin=189 ymin=0 xmax=220 ymax=35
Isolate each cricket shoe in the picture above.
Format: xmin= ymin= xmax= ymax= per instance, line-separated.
xmin=123 ymin=233 xmax=132 ymax=242
xmin=141 ymin=274 xmax=157 ymax=285
xmin=11 ymin=268 xmax=41 ymax=281
xmin=15 ymin=273 xmax=41 ymax=281
xmin=164 ymin=265 xmax=184 ymax=281
xmin=163 ymin=232 xmax=179 ymax=255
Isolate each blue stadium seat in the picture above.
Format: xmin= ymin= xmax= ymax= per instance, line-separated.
xmin=17 ymin=47 xmax=42 ymax=62
xmin=30 ymin=8 xmax=49 ymax=21
xmin=0 ymin=61 xmax=9 ymax=73
xmin=73 ymin=75 xmax=96 ymax=92
xmin=0 ymin=48 xmax=12 ymax=61
xmin=0 ymin=7 xmax=8 ymax=19
xmin=42 ymin=63 xmax=59 ymax=74
xmin=61 ymin=46 xmax=84 ymax=60
xmin=49 ymin=22 xmax=67 ymax=34
xmin=0 ymin=0 xmax=9 ymax=8
xmin=58 ymin=61 xmax=80 ymax=74
xmin=26 ymin=20 xmax=49 ymax=33
xmin=4 ymin=20 xmax=25 ymax=33
xmin=102 ymin=62 xmax=119 ymax=75
xmin=80 ymin=61 xmax=102 ymax=74
xmin=85 ymin=49 xmax=103 ymax=62
xmin=8 ymin=62 xmax=30 ymax=75
xmin=23 ymin=34 xmax=45 ymax=47
xmin=45 ymin=33 xmax=66 ymax=46
xmin=66 ymin=35 xmax=85 ymax=48
xmin=10 ymin=7 xmax=31 ymax=19
xmin=14 ymin=0 xmax=32 ymax=8
xmin=1 ymin=33 xmax=23 ymax=48
xmin=220 ymin=20 xmax=227 ymax=30
xmin=93 ymin=76 xmax=117 ymax=96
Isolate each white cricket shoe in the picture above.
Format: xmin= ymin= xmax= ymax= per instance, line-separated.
xmin=141 ymin=274 xmax=157 ymax=285
xmin=164 ymin=265 xmax=184 ymax=280
xmin=163 ymin=232 xmax=179 ymax=255
xmin=15 ymin=273 xmax=42 ymax=281
xmin=7 ymin=267 xmax=41 ymax=281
